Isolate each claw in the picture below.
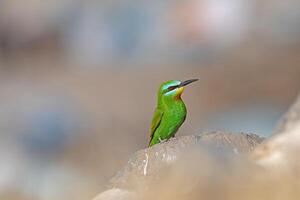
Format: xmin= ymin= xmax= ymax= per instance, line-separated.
xmin=158 ymin=137 xmax=167 ymax=143
xmin=158 ymin=137 xmax=163 ymax=142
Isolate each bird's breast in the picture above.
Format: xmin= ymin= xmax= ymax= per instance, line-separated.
xmin=166 ymin=101 xmax=186 ymax=121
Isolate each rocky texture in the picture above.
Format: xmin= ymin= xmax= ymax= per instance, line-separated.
xmin=273 ymin=93 xmax=300 ymax=135
xmin=92 ymin=189 xmax=137 ymax=200
xmin=92 ymin=132 xmax=264 ymax=199
xmin=110 ymin=132 xmax=263 ymax=189
xmin=252 ymin=93 xmax=300 ymax=168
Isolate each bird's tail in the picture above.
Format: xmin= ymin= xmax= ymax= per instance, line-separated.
xmin=148 ymin=139 xmax=153 ymax=147
xmin=148 ymin=138 xmax=155 ymax=147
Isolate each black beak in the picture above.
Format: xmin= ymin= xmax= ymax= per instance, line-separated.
xmin=179 ymin=79 xmax=198 ymax=87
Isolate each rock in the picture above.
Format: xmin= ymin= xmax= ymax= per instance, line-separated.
xmin=93 ymin=132 xmax=263 ymax=200
xmin=110 ymin=132 xmax=263 ymax=189
xmin=252 ymin=93 xmax=300 ymax=168
xmin=273 ymin=93 xmax=300 ymax=135
xmin=92 ymin=188 xmax=137 ymax=200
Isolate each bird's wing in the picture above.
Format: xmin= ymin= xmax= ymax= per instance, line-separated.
xmin=149 ymin=108 xmax=163 ymax=141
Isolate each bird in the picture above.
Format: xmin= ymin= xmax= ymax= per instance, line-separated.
xmin=148 ymin=79 xmax=198 ymax=147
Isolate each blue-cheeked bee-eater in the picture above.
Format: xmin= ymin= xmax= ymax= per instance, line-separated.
xmin=148 ymin=79 xmax=198 ymax=147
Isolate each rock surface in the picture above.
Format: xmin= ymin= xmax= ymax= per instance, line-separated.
xmin=252 ymin=93 xmax=300 ymax=167
xmin=110 ymin=132 xmax=263 ymax=189
xmin=273 ymin=93 xmax=300 ymax=135
xmin=92 ymin=188 xmax=137 ymax=200
xmin=92 ymin=132 xmax=264 ymax=199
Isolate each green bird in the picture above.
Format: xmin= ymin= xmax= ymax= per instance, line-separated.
xmin=148 ymin=79 xmax=198 ymax=147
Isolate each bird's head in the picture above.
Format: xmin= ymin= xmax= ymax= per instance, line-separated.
xmin=157 ymin=79 xmax=198 ymax=102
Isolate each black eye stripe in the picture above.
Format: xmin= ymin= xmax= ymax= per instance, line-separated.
xmin=168 ymin=86 xmax=177 ymax=91
xmin=163 ymin=85 xmax=178 ymax=94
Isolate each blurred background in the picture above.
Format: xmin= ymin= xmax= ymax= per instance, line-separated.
xmin=0 ymin=0 xmax=300 ymax=199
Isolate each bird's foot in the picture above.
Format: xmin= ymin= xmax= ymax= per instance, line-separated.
xmin=158 ymin=137 xmax=167 ymax=143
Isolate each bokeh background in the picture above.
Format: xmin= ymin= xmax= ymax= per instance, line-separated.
xmin=0 ymin=0 xmax=300 ymax=199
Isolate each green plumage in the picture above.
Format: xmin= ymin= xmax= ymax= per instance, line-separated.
xmin=148 ymin=79 xmax=197 ymax=147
